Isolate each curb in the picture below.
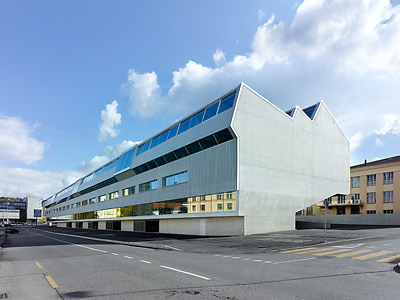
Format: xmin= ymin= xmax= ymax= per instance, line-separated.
xmin=33 ymin=228 xmax=179 ymax=251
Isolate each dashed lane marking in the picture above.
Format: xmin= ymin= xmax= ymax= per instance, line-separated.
xmin=272 ymin=257 xmax=316 ymax=264
xmin=280 ymin=247 xmax=315 ymax=253
xmin=124 ymin=256 xmax=133 ymax=259
xmin=252 ymin=260 xmax=262 ymax=262
xmin=295 ymin=248 xmax=334 ymax=254
xmin=140 ymin=260 xmax=151 ymax=264
xmin=161 ymin=266 xmax=211 ymax=280
xmin=353 ymin=251 xmax=394 ymax=261
xmin=111 ymin=253 xmax=119 ymax=256
xmin=312 ymin=249 xmax=353 ymax=256
xmin=45 ymin=275 xmax=59 ymax=289
xmin=335 ymin=250 xmax=371 ymax=258
xmin=35 ymin=262 xmax=43 ymax=269
xmin=377 ymin=254 xmax=400 ymax=263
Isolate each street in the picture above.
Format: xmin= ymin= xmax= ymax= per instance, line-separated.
xmin=1 ymin=226 xmax=399 ymax=299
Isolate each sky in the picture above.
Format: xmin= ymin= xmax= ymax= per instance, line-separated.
xmin=1 ymin=0 xmax=400 ymax=199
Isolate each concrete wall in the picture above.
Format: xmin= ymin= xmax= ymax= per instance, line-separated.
xmin=83 ymin=222 xmax=88 ymax=229
xmin=297 ymin=214 xmax=400 ymax=226
xmin=98 ymin=221 xmax=106 ymax=230
xmin=121 ymin=220 xmax=134 ymax=231
xmin=160 ymin=216 xmax=244 ymax=235
xmin=232 ymin=84 xmax=349 ymax=235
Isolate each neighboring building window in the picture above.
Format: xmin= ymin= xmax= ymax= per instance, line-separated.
xmin=366 ymin=192 xmax=376 ymax=204
xmin=192 ymin=205 xmax=196 ymax=212
xmin=76 ymin=202 xmax=81 ymax=207
xmin=82 ymin=200 xmax=88 ymax=206
xmin=63 ymin=206 xmax=66 ymax=210
xmin=66 ymin=205 xmax=70 ymax=209
xmin=99 ymin=195 xmax=106 ymax=202
xmin=217 ymin=203 xmax=223 ymax=210
xmin=366 ymin=210 xmax=376 ymax=214
xmin=351 ymin=176 xmax=360 ymax=188
xmin=163 ymin=171 xmax=188 ymax=187
xmin=227 ymin=192 xmax=233 ymax=199
xmin=109 ymin=191 xmax=119 ymax=200
xmin=383 ymin=172 xmax=393 ymax=184
xmin=139 ymin=180 xmax=158 ymax=192
xmin=383 ymin=210 xmax=393 ymax=214
xmin=383 ymin=191 xmax=393 ymax=203
xmin=351 ymin=194 xmax=360 ymax=201
xmin=338 ymin=195 xmax=346 ymax=204
xmin=227 ymin=203 xmax=233 ymax=210
xmin=71 ymin=203 xmax=75 ymax=209
xmin=201 ymin=195 xmax=206 ymax=201
xmin=216 ymin=194 xmax=223 ymax=200
xmin=367 ymin=174 xmax=376 ymax=186
xmin=306 ymin=206 xmax=313 ymax=215
xmin=89 ymin=198 xmax=97 ymax=205
xmin=122 ymin=186 xmax=135 ymax=197
xmin=201 ymin=204 xmax=206 ymax=211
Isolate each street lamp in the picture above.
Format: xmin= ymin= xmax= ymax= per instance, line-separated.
xmin=323 ymin=198 xmax=330 ymax=243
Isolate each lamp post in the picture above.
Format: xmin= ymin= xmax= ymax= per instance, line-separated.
xmin=323 ymin=198 xmax=330 ymax=243
xmin=6 ymin=202 xmax=9 ymax=224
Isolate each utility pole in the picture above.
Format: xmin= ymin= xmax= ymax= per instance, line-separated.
xmin=323 ymin=198 xmax=330 ymax=243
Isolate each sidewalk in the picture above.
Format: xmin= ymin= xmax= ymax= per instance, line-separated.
xmin=34 ymin=225 xmax=400 ymax=254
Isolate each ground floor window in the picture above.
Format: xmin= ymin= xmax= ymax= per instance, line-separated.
xmin=383 ymin=210 xmax=393 ymax=214
xmin=366 ymin=210 xmax=376 ymax=214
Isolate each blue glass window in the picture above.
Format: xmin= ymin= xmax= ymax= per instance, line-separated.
xmin=150 ymin=135 xmax=160 ymax=149
xmin=137 ymin=144 xmax=145 ymax=155
xmin=158 ymin=131 xmax=169 ymax=145
xmin=189 ymin=110 xmax=205 ymax=129
xmin=218 ymin=93 xmax=236 ymax=114
xmin=203 ymin=102 xmax=219 ymax=122
xmin=303 ymin=104 xmax=318 ymax=119
xmin=167 ymin=125 xmax=179 ymax=140
xmin=115 ymin=148 xmax=135 ymax=173
xmin=142 ymin=141 xmax=151 ymax=153
xmin=178 ymin=118 xmax=191 ymax=135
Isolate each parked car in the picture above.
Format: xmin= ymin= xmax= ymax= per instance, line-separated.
xmin=4 ymin=224 xmax=19 ymax=234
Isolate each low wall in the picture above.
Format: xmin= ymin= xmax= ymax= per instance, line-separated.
xmin=296 ymin=213 xmax=400 ymax=228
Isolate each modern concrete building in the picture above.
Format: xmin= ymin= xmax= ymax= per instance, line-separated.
xmin=0 ymin=198 xmax=25 ymax=223
xmin=24 ymin=197 xmax=43 ymax=223
xmin=43 ymin=83 xmax=349 ymax=235
xmin=305 ymin=155 xmax=400 ymax=217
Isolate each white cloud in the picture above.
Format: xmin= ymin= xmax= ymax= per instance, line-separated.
xmin=213 ymin=49 xmax=226 ymax=65
xmin=0 ymin=115 xmax=46 ymax=165
xmin=124 ymin=69 xmax=163 ymax=117
xmin=0 ymin=167 xmax=80 ymax=198
xmin=123 ymin=0 xmax=400 ymax=160
xmin=99 ymin=100 xmax=122 ymax=141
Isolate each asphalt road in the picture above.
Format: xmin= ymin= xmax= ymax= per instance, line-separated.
xmin=1 ymin=226 xmax=399 ymax=299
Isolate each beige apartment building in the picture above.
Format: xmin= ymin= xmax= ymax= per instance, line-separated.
xmin=299 ymin=155 xmax=400 ymax=216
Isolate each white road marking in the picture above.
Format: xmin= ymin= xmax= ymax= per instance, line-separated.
xmin=214 ymin=254 xmax=221 ymax=257
xmin=333 ymin=243 xmax=364 ymax=249
xmin=384 ymin=243 xmax=391 ymax=246
xmin=252 ymin=260 xmax=262 ymax=262
xmin=111 ymin=253 xmax=119 ymax=256
xmin=223 ymin=255 xmax=231 ymax=258
xmin=273 ymin=257 xmax=316 ymax=264
xmin=161 ymin=266 xmax=211 ymax=280
xmin=367 ymin=246 xmax=376 ymax=249
xmin=243 ymin=258 xmax=251 ymax=261
xmin=231 ymin=257 xmax=241 ymax=259
xmin=140 ymin=260 xmax=151 ymax=264
xmin=263 ymin=261 xmax=272 ymax=264
xmin=162 ymin=245 xmax=181 ymax=251
xmin=124 ymin=256 xmax=133 ymax=259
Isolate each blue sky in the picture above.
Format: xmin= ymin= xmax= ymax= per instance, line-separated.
xmin=1 ymin=0 xmax=400 ymax=198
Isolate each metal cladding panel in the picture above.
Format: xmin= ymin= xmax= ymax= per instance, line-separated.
xmin=133 ymin=108 xmax=235 ymax=168
xmin=48 ymin=139 xmax=237 ymax=216
xmin=77 ymin=168 xmax=116 ymax=193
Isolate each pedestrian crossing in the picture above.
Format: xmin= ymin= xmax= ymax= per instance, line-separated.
xmin=279 ymin=246 xmax=400 ymax=263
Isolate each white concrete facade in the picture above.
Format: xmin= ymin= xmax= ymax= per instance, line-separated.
xmin=232 ymin=85 xmax=349 ymax=234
